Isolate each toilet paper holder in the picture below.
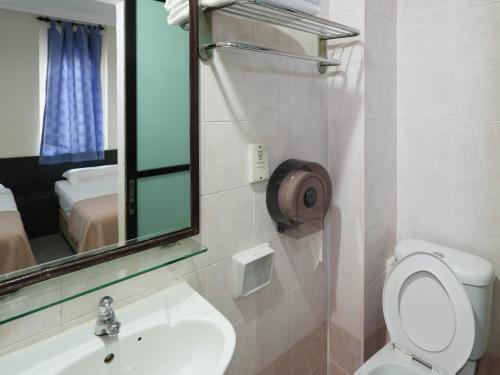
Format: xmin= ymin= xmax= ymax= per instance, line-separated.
xmin=266 ymin=159 xmax=332 ymax=239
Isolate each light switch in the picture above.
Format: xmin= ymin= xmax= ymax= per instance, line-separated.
xmin=248 ymin=144 xmax=269 ymax=183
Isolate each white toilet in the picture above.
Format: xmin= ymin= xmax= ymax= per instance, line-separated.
xmin=355 ymin=239 xmax=495 ymax=375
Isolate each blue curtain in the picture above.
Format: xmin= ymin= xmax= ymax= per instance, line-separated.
xmin=39 ymin=21 xmax=104 ymax=165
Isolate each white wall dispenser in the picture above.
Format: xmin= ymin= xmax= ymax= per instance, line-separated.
xmin=232 ymin=242 xmax=275 ymax=299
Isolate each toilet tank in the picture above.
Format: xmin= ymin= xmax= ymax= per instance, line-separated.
xmin=395 ymin=239 xmax=495 ymax=360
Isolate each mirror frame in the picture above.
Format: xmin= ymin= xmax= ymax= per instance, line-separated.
xmin=0 ymin=0 xmax=200 ymax=296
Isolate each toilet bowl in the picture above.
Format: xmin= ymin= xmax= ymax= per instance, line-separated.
xmin=355 ymin=239 xmax=495 ymax=375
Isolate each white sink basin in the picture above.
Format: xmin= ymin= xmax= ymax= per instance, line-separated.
xmin=0 ymin=282 xmax=236 ymax=375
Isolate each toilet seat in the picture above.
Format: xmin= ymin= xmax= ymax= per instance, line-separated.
xmin=383 ymin=252 xmax=475 ymax=374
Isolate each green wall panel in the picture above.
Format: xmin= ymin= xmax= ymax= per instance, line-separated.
xmin=137 ymin=171 xmax=191 ymax=237
xmin=136 ymin=0 xmax=190 ymax=171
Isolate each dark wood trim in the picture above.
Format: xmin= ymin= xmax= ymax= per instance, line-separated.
xmin=0 ymin=0 xmax=200 ymax=297
xmin=125 ymin=0 xmax=138 ymax=239
xmin=136 ymin=164 xmax=191 ymax=178
xmin=189 ymin=0 xmax=200 ymax=234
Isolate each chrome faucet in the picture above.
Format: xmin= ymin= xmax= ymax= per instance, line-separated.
xmin=95 ymin=296 xmax=121 ymax=337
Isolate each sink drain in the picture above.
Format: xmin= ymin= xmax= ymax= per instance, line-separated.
xmin=104 ymin=353 xmax=115 ymax=364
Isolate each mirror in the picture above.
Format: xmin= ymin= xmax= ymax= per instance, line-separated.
xmin=0 ymin=0 xmax=199 ymax=291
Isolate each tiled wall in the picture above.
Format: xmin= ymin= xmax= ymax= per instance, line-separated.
xmin=397 ymin=0 xmax=500 ymax=365
xmin=327 ymin=1 xmax=365 ymax=373
xmin=0 ymin=10 xmax=330 ymax=375
xmin=327 ymin=0 xmax=397 ymax=373
xmin=363 ymin=0 xmax=397 ymax=363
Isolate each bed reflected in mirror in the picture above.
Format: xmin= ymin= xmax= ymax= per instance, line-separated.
xmin=0 ymin=0 xmax=197 ymax=281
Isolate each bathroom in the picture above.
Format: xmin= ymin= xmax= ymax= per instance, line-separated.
xmin=0 ymin=0 xmax=498 ymax=374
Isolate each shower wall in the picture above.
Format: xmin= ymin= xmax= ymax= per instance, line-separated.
xmin=397 ymin=0 xmax=500 ymax=367
xmin=327 ymin=0 xmax=397 ymax=373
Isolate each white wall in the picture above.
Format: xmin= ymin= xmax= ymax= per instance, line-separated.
xmin=0 ymin=9 xmax=40 ymax=158
xmin=0 ymin=8 xmax=117 ymax=158
xmin=397 ymin=0 xmax=500 ymax=359
xmin=327 ymin=0 xmax=397 ymax=373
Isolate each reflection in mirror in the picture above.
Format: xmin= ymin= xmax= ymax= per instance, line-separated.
xmin=0 ymin=0 xmax=196 ymax=283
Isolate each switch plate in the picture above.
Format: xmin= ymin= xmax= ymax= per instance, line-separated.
xmin=248 ymin=144 xmax=269 ymax=183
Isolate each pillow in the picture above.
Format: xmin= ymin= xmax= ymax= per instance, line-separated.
xmin=0 ymin=184 xmax=6 ymax=194
xmin=63 ymin=165 xmax=118 ymax=185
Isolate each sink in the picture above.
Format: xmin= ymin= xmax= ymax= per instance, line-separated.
xmin=0 ymin=282 xmax=236 ymax=375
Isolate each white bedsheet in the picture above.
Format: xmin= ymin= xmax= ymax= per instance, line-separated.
xmin=0 ymin=189 xmax=18 ymax=212
xmin=54 ymin=179 xmax=118 ymax=217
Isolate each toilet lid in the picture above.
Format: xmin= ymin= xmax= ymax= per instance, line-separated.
xmin=383 ymin=252 xmax=475 ymax=374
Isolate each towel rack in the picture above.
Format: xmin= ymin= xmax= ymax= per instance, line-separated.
xmin=203 ymin=41 xmax=341 ymax=66
xmin=198 ymin=0 xmax=360 ymax=74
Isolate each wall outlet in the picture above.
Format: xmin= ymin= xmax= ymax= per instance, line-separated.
xmin=248 ymin=144 xmax=269 ymax=183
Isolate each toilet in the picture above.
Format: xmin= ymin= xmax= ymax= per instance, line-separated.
xmin=355 ymin=239 xmax=495 ymax=375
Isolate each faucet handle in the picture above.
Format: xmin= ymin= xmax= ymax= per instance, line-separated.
xmin=98 ymin=296 xmax=114 ymax=316
xmin=99 ymin=296 xmax=114 ymax=306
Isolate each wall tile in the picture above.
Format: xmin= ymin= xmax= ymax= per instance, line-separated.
xmin=204 ymin=186 xmax=254 ymax=265
xmin=291 ymin=276 xmax=327 ymax=344
xmin=204 ymin=121 xmax=253 ymax=194
xmin=398 ymin=65 xmax=458 ymax=119
xmin=366 ymin=0 xmax=397 ymax=20
xmin=289 ymin=62 xmax=325 ymax=119
xmin=365 ymin=65 xmax=396 ymax=119
xmin=330 ymin=0 xmax=362 ymax=15
xmin=328 ymin=360 xmax=349 ymax=375
xmin=291 ymin=323 xmax=327 ymax=375
xmin=206 ymin=259 xmax=256 ymax=324
xmin=365 ymin=219 xmax=395 ymax=285
xmin=204 ymin=51 xmax=255 ymax=122
xmin=458 ymin=62 xmax=500 ymax=121
xmin=457 ymin=3 xmax=500 ymax=64
xmin=329 ymin=223 xmax=364 ymax=284
xmin=365 ymin=11 xmax=396 ymax=68
xmin=258 ymin=351 xmax=292 ymax=375
xmin=399 ymin=119 xmax=500 ymax=179
xmin=328 ymin=63 xmax=365 ymax=120
xmin=252 ymin=53 xmax=292 ymax=121
xmin=330 ymin=117 xmax=365 ymax=174
xmin=365 ymin=170 xmax=396 ymax=228
xmin=251 ymin=118 xmax=292 ymax=172
xmin=398 ymin=12 xmax=456 ymax=68
xmin=365 ymin=118 xmax=396 ymax=174
xmin=255 ymin=293 xmax=292 ymax=371
xmin=253 ymin=182 xmax=280 ymax=246
xmin=398 ymin=0 xmax=456 ymax=21
xmin=212 ymin=12 xmax=253 ymax=43
xmin=226 ymin=318 xmax=256 ymax=375
xmin=364 ymin=273 xmax=386 ymax=336
xmin=330 ymin=171 xmax=364 ymax=228
xmin=364 ymin=325 xmax=388 ymax=361
xmin=329 ymin=274 xmax=363 ymax=339
xmin=329 ymin=322 xmax=362 ymax=374
xmin=399 ymin=169 xmax=500 ymax=240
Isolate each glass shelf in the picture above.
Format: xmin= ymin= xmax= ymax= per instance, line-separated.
xmin=0 ymin=238 xmax=207 ymax=325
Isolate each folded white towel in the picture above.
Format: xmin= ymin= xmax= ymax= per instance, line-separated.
xmin=165 ymin=0 xmax=187 ymax=12
xmin=167 ymin=2 xmax=190 ymax=25
xmin=268 ymin=0 xmax=320 ymax=14
xmin=201 ymin=0 xmax=233 ymax=7
xmin=165 ymin=0 xmax=320 ymax=25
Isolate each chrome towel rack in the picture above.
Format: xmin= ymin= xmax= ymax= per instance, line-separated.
xmin=203 ymin=41 xmax=341 ymax=67
xmin=198 ymin=0 xmax=360 ymax=74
